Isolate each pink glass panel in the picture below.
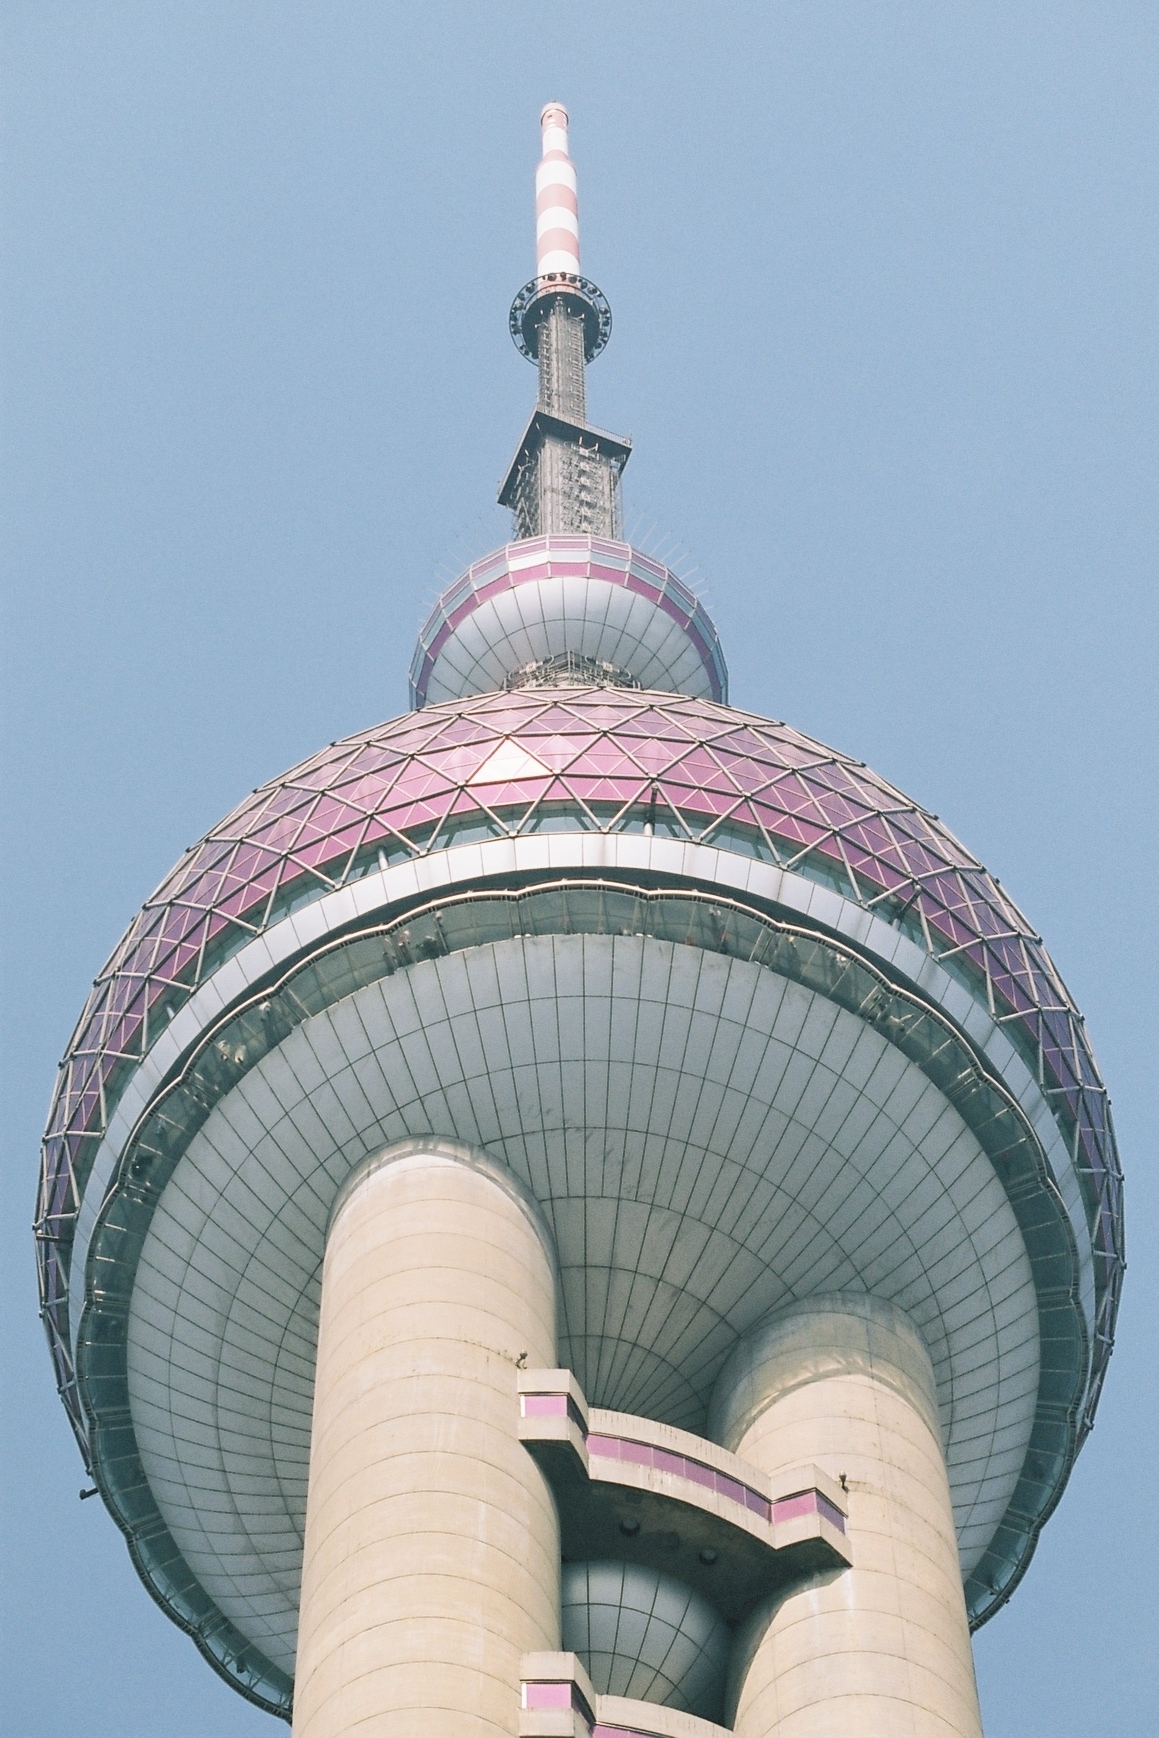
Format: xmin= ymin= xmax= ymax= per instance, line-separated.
xmin=520 ymin=1394 xmax=568 ymax=1417
xmin=618 ymin=1439 xmax=652 ymax=1467
xmin=523 ymin=1682 xmax=573 ymax=1709
xmin=39 ymin=679 xmax=1121 ymax=1482
xmin=773 ymin=1490 xmax=819 ymax=1522
xmin=586 ymin=1436 xmax=621 ymax=1460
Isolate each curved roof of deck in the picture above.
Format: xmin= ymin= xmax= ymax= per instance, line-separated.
xmin=408 ymin=538 xmax=729 ymax=708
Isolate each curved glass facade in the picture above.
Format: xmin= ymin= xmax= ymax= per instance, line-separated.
xmin=38 ymin=685 xmax=1123 ymax=1475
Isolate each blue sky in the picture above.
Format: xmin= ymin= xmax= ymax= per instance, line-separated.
xmin=3 ymin=5 xmax=1156 ymax=1734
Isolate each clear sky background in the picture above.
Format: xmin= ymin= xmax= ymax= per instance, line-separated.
xmin=2 ymin=5 xmax=1156 ymax=1735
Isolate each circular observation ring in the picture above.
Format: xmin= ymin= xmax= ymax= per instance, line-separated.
xmin=509 ymin=274 xmax=613 ymax=363
xmin=75 ymin=870 xmax=1090 ymax=1718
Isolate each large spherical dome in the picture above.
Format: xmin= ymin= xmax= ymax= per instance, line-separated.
xmin=39 ymin=684 xmax=1122 ymax=1716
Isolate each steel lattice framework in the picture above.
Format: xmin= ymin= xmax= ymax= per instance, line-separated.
xmin=38 ymin=686 xmax=1123 ymax=1469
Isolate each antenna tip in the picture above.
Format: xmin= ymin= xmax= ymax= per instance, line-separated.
xmin=540 ymin=102 xmax=571 ymax=157
xmin=535 ymin=103 xmax=579 ymax=277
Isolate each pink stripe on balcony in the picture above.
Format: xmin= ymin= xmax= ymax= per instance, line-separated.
xmin=586 ymin=1434 xmax=771 ymax=1520
xmin=521 ymin=1393 xmax=569 ymax=1417
xmin=772 ymin=1490 xmax=817 ymax=1521
xmin=523 ymin=1682 xmax=573 ymax=1709
xmin=771 ymin=1487 xmax=844 ymax=1532
xmin=586 ymin=1435 xmax=620 ymax=1459
xmin=523 ymin=1677 xmax=596 ymax=1725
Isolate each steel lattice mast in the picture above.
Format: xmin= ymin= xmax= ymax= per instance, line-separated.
xmin=500 ymin=104 xmax=630 ymax=541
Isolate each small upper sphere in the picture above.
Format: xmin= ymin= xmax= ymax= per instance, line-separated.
xmin=410 ymin=537 xmax=729 ymax=709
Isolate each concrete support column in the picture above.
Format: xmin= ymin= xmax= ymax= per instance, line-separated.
xmin=293 ymin=1139 xmax=561 ymax=1738
xmin=710 ymin=1294 xmax=983 ymax=1738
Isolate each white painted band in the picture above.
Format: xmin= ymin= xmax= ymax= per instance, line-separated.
xmin=537 ymin=248 xmax=581 ymax=275
xmin=537 ymin=209 xmax=580 ymax=241
xmin=536 ymin=161 xmax=578 ymax=194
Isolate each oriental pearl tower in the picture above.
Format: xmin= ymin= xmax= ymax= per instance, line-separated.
xmin=38 ymin=105 xmax=1123 ymax=1738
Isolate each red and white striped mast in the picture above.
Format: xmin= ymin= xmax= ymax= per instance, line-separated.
xmin=502 ymin=104 xmax=628 ymax=537
xmin=535 ymin=101 xmax=581 ymax=278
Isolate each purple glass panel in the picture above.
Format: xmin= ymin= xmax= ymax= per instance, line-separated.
xmin=816 ymin=1493 xmax=847 ymax=1533
xmin=523 ymin=1682 xmax=573 ymax=1710
xmin=521 ymin=1394 xmax=568 ymax=1418
xmin=772 ymin=1490 xmax=819 ymax=1522
xmin=618 ymin=1439 xmax=653 ymax=1467
xmin=37 ymin=682 xmax=1123 ymax=1475
xmin=586 ymin=1435 xmax=621 ymax=1460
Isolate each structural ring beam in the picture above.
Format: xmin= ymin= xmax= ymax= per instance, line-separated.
xmin=74 ymin=864 xmax=1087 ymax=1716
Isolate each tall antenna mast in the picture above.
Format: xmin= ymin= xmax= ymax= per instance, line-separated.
xmin=499 ymin=103 xmax=631 ymax=537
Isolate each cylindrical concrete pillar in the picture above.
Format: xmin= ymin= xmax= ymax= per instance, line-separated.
xmin=293 ymin=1139 xmax=561 ymax=1738
xmin=710 ymin=1293 xmax=983 ymax=1738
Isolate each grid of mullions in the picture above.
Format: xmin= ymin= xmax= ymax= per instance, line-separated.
xmin=39 ymin=685 xmax=1121 ymax=1458
xmin=101 ymin=903 xmax=1049 ymax=1689
xmin=561 ymin=1559 xmax=732 ymax=1718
